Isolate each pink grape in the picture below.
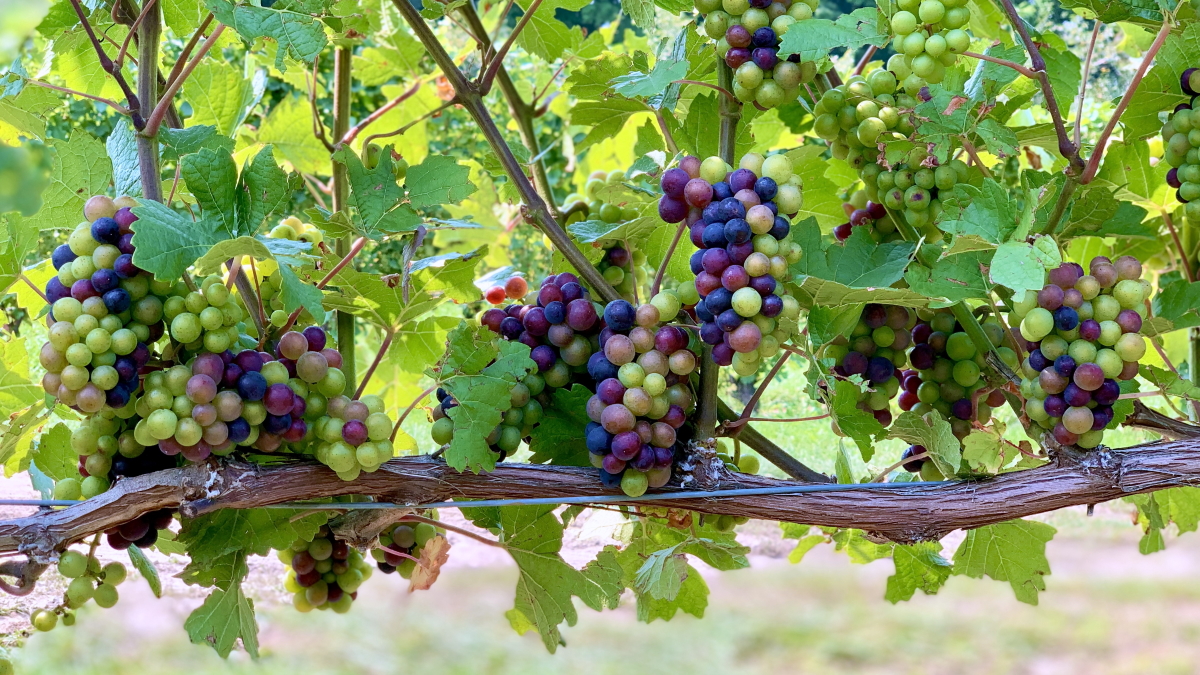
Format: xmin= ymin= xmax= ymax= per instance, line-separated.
xmin=1048 ymin=264 xmax=1081 ymax=289
xmin=611 ymin=431 xmax=640 ymax=461
xmin=192 ymin=403 xmax=217 ymax=426
xmin=1073 ymin=363 xmax=1104 ymax=391
xmin=283 ymin=419 xmax=307 ymax=442
xmin=320 ymin=348 xmax=342 ymax=369
xmin=344 ymin=400 xmax=369 ymax=421
xmin=296 ymin=351 xmax=329 ymax=383
xmin=187 ymin=374 xmax=217 ymax=404
xmin=279 ymin=331 xmax=308 ymax=360
xmin=181 ymin=441 xmax=212 ymax=462
xmin=203 ymin=421 xmax=229 ymax=445
xmin=1114 ymin=255 xmax=1142 ymax=280
xmin=193 ymin=353 xmax=224 ymax=380
xmin=1037 ymin=284 xmax=1064 ymax=310
xmin=728 ymin=322 xmax=762 ymax=353
xmin=684 ymin=179 xmax=714 ymax=208
xmin=264 ymin=383 xmax=295 ymax=416
xmin=1116 ymin=309 xmax=1142 ymax=334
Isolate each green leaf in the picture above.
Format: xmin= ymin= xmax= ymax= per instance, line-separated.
xmin=353 ymin=40 xmax=426 ymax=86
xmin=961 ymin=422 xmax=1009 ymax=474
xmin=106 ymin=119 xmax=141 ymax=199
xmin=182 ymin=148 xmax=239 ymax=235
xmin=0 ymin=338 xmax=40 ymax=419
xmin=26 ymin=132 xmax=111 ymax=231
xmin=185 ymin=578 xmax=259 ymax=658
xmin=1039 ymin=38 xmax=1081 ymax=116
xmin=204 ymin=0 xmax=327 ymax=70
xmin=158 ymin=126 xmax=236 ymax=160
xmin=236 ymin=145 xmax=292 ymax=234
xmin=975 ymin=118 xmax=1018 ymax=158
xmin=0 ymin=401 xmax=49 ymax=476
xmin=0 ymin=213 xmax=40 ymax=299
xmin=176 ymin=508 xmax=328 ymax=569
xmin=989 ymin=240 xmax=1060 ymax=297
xmin=127 ymin=546 xmax=162 ymax=598
xmin=938 ymin=179 xmax=1020 ymax=244
xmin=611 ymin=59 xmax=689 ymax=98
xmin=952 ymin=519 xmax=1055 ymax=605
xmin=781 ymin=523 xmax=827 ymax=564
xmin=1153 ymin=278 xmax=1200 ymax=330
xmin=1140 ymin=364 xmax=1200 ymax=401
xmin=904 ymin=249 xmax=993 ymax=303
xmin=1125 ymin=24 xmax=1200 ymax=140
xmin=406 ymin=154 xmax=477 ymax=210
xmin=636 ymin=564 xmax=707 ymax=622
xmin=964 ymin=44 xmax=1025 ymax=101
xmin=130 ymin=200 xmax=230 ymax=280
xmin=886 ymin=542 xmax=952 ymax=603
xmin=256 ymin=96 xmax=330 ymax=174
xmin=31 ymin=423 xmax=74 ymax=481
xmin=1126 ymin=487 xmax=1200 ymax=553
xmin=829 ymin=378 xmax=886 ymax=461
xmin=888 ymin=410 xmax=961 ymax=478
xmin=527 ymin=384 xmax=593 ymax=466
xmin=181 ymin=63 xmax=265 ymax=137
xmin=831 ymin=528 xmax=893 ymax=562
xmin=790 ymin=218 xmax=915 ymax=287
xmin=777 ymin=7 xmax=888 ymax=61
xmin=329 ymin=146 xmax=420 ymax=239
xmin=785 ymin=145 xmax=848 ymax=230
xmin=1058 ymin=0 xmax=1163 ymax=29
xmin=633 ymin=545 xmax=687 ymax=601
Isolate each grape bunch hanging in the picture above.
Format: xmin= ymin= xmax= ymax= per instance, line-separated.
xmin=878 ymin=0 xmax=973 ymax=93
xmin=819 ymin=304 xmax=916 ymax=428
xmin=430 ymin=372 xmax=547 ymax=461
xmin=1164 ymin=69 xmax=1200 ymax=223
xmin=1013 ymin=258 xmax=1148 ymax=449
xmin=659 ymin=153 xmax=803 ymax=374
xmin=371 ymin=520 xmax=441 ymax=577
xmin=812 ymin=74 xmax=916 ymax=170
xmin=279 ymin=526 xmax=374 ymax=614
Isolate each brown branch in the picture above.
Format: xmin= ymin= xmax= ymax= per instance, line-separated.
xmin=853 ymin=45 xmax=878 ymax=75
xmin=722 ymin=352 xmax=791 ymax=437
xmin=362 ymin=101 xmax=456 ymax=148
xmin=393 ymin=386 xmax=435 ymax=442
xmin=962 ymin=51 xmax=1036 ymax=79
xmin=1074 ymin=21 xmax=1101 ymax=147
xmin=340 ymin=79 xmax=424 ymax=146
xmin=354 ymin=329 xmax=395 ymax=399
xmin=135 ymin=0 xmax=161 ymax=200
xmin=654 ymin=109 xmax=680 ymax=155
xmin=280 ymin=236 xmax=366 ymax=334
xmin=397 ymin=0 xmax=618 ymax=301
xmin=162 ymin=12 xmax=215 ymax=90
xmin=67 ymin=0 xmax=142 ymax=128
xmin=724 ymin=414 xmax=830 ymax=425
xmin=1164 ymin=208 xmax=1195 ymax=283
xmin=1124 ymin=400 xmax=1200 ymax=440
xmin=309 ymin=56 xmax=335 ymax=153
xmin=113 ymin=0 xmax=157 ymax=69
xmin=142 ymin=24 xmax=226 ymax=137
xmin=477 ymin=0 xmax=545 ymax=95
xmin=960 ymin=137 xmax=993 ymax=178
xmin=1080 ymin=19 xmax=1172 ymax=184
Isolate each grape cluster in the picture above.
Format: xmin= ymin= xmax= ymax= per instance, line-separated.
xmin=280 ymin=526 xmax=373 ymax=614
xmin=429 ymin=372 xmax=545 ymax=460
xmin=901 ymin=309 xmax=1013 ymax=440
xmin=1015 ymin=258 xmax=1149 ymax=448
xmin=862 ymin=153 xmax=968 ymax=241
xmin=1163 ymin=70 xmax=1200 ymax=222
xmin=163 ymin=274 xmax=249 ymax=355
xmin=820 ymin=304 xmax=916 ymax=427
xmin=596 ymin=244 xmax=649 ymax=301
xmin=371 ymin=520 xmax=440 ymax=577
xmin=659 ymin=153 xmax=802 ymax=372
xmin=268 ymin=215 xmax=325 ymax=247
xmin=55 ymin=546 xmax=128 ymax=622
xmin=41 ymin=194 xmax=163 ymax=413
xmin=584 ymin=299 xmax=696 ymax=497
xmin=563 ymin=170 xmax=640 ymax=226
xmin=812 ymin=74 xmax=915 ymax=169
xmin=696 ymin=0 xmax=819 ymax=108
xmin=104 ymin=509 xmax=174 ymax=550
xmin=833 ymin=187 xmax=898 ymax=242
xmin=880 ymin=0 xmax=972 ymax=93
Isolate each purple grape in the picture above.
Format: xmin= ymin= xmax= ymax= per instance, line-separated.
xmin=1183 ymin=68 xmax=1199 ymax=95
xmin=843 ymin=351 xmax=868 ymax=375
xmin=909 ymin=344 xmax=935 ymax=370
xmin=607 ymin=247 xmax=630 ymax=267
xmin=700 ymin=321 xmax=723 ymax=344
xmin=754 ymin=177 xmax=777 ymax=201
xmin=702 ymin=248 xmax=732 ymax=275
xmin=543 ymin=300 xmax=566 ymax=325
xmin=603 ymin=300 xmax=636 ymax=332
xmin=499 ymin=316 xmax=524 ymax=340
xmin=761 ymin=294 xmax=783 ymax=317
xmin=752 ymin=47 xmax=778 ymax=70
xmin=1079 ymin=319 xmax=1101 ymax=341
xmin=654 ymin=446 xmax=674 ymax=467
xmin=713 ymin=182 xmax=733 ymax=201
xmin=46 ymin=277 xmax=70 ymax=303
xmin=661 ymin=168 xmax=690 ymax=198
xmin=223 ymin=363 xmax=243 ymax=388
xmin=717 ymin=309 xmax=743 ymax=332
xmin=301 ymin=326 xmax=327 ymax=351
xmin=102 ymin=288 xmax=131 ymax=313
xmin=114 ymin=206 xmax=137 ymax=231
xmin=689 ymin=249 xmax=705 ymax=275
xmin=1053 ymin=306 xmax=1078 ymax=331
xmin=1037 ymin=284 xmax=1064 ymax=310
xmin=1063 ymin=382 xmax=1090 ymax=407
xmin=912 ymin=323 xmax=932 ymax=344
xmin=264 ymin=413 xmax=292 ymax=435
xmin=1094 ymin=379 xmax=1120 ymax=405
xmin=566 ymin=298 xmax=598 ymax=331
xmin=115 ymin=357 xmax=137 ymax=381
xmin=684 ymin=179 xmax=714 ymax=208
xmin=586 ymin=424 xmax=612 ymax=454
xmin=901 ymin=445 xmax=926 ymax=472
xmin=131 ymin=342 xmax=150 ymax=367
xmin=560 ymin=282 xmax=584 ymax=304
xmin=90 ymin=217 xmax=120 ymax=244
xmin=702 ymin=222 xmax=728 ymax=248
xmin=1053 ymin=354 xmax=1076 ymax=377
xmin=1043 ymin=394 xmax=1066 ymax=418
xmin=724 ymin=218 xmax=752 ymax=244
xmin=1028 ymin=349 xmax=1049 ymax=372
xmin=193 ymin=352 xmax=224 ymax=379
xmin=729 ymin=169 xmax=757 ymax=193
xmin=531 ymin=345 xmax=556 ymax=372
xmin=866 ymin=356 xmax=895 ymax=384
xmin=705 ymin=288 xmax=733 ymax=314
xmin=611 ymin=432 xmax=640 ymax=461
xmin=769 ymin=216 xmax=790 ymax=240
xmin=601 ymin=455 xmax=626 ymax=476
xmin=91 ymin=269 xmax=119 ymax=293
xmin=113 ymin=254 xmax=139 ymax=279
xmin=712 ymin=343 xmax=734 ymax=366
xmin=1168 ymin=168 xmax=1182 ymax=188
xmin=1091 ymin=405 xmax=1114 ymax=430
xmin=749 ymin=0 xmax=771 ymax=8
xmin=225 ymin=418 xmax=250 ymax=443
xmin=863 ymin=304 xmax=887 ymax=330
xmin=235 ymin=350 xmax=263 ymax=373
xmin=342 ymin=419 xmax=368 ymax=446
xmin=236 ymin=372 xmax=267 ymax=402
xmin=587 ymin=353 xmax=619 ymax=382
xmin=105 ymin=387 xmax=130 ymax=409
xmin=52 ymin=244 xmax=77 ymax=270
xmin=1074 ymin=362 xmax=1105 ymax=391
xmin=598 ymin=378 xmax=626 ymax=405
xmin=720 ymin=197 xmax=746 ymax=221
xmin=726 ymin=48 xmax=751 ymax=69
xmin=118 ymin=233 xmax=135 ymax=255
xmin=695 ymin=301 xmax=714 ymax=323
xmin=727 ymin=240 xmax=754 ymax=265
xmin=632 ymin=445 xmax=656 ymax=471
xmin=702 ymin=202 xmax=724 ymax=224
xmin=654 ymin=326 xmax=688 ymax=353
xmin=521 ymin=307 xmax=550 ymax=336
xmin=1116 ymin=309 xmax=1142 ymax=334
xmin=548 ymin=324 xmax=574 ymax=347
xmin=659 ymin=196 xmax=688 ymax=223
xmin=749 ymin=275 xmax=776 ymax=296
xmin=950 ymin=398 xmax=973 ymax=420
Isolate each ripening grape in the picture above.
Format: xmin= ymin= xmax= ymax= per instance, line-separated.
xmin=1012 ymin=258 xmax=1149 ymax=449
xmin=1163 ymin=75 xmax=1200 ymax=226
xmin=104 ymin=509 xmax=175 ymax=550
xmin=280 ymin=525 xmax=375 ymax=613
xmin=371 ymin=520 xmax=440 ymax=578
xmin=664 ymin=153 xmax=803 ymax=372
xmin=431 ymin=370 xmax=547 ymax=461
xmin=819 ymin=303 xmax=917 ymax=428
xmin=879 ymin=0 xmax=973 ymax=95
xmin=694 ymin=0 xmax=820 ymax=108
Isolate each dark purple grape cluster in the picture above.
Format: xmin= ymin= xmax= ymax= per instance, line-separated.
xmin=280 ymin=526 xmax=373 ymax=613
xmin=104 ymin=509 xmax=174 ymax=550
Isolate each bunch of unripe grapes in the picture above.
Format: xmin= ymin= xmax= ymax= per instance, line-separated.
xmin=429 ymin=372 xmax=545 ymax=460
xmin=562 ymin=170 xmax=640 ymax=226
xmin=371 ymin=520 xmax=440 ymax=577
xmin=57 ymin=407 xmax=182 ymax=500
xmin=308 ymin=394 xmax=396 ymax=480
xmin=861 ymin=154 xmax=968 ymax=240
xmin=812 ymin=73 xmax=916 ymax=169
xmin=1162 ymin=70 xmax=1200 ymax=223
xmin=54 ymin=546 xmax=129 ymax=622
xmin=879 ymin=0 xmax=972 ymax=92
xmin=267 ymin=215 xmax=325 ymax=247
xmin=659 ymin=153 xmax=802 ymax=373
xmin=41 ymin=194 xmax=163 ymax=413
xmin=585 ymin=299 xmax=696 ymax=496
xmin=1014 ymin=258 xmax=1148 ymax=448
xmin=280 ymin=526 xmax=373 ymax=614
xmin=596 ymin=244 xmax=650 ymax=301
xmin=163 ymin=273 xmax=249 ymax=355
xmin=834 ymin=187 xmax=899 ymax=242
xmin=820 ymin=304 xmax=916 ymax=427
xmin=696 ymin=0 xmax=819 ymax=108
xmin=902 ymin=309 xmax=1014 ymax=439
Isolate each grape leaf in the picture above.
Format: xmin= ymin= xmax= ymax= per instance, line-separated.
xmin=567 ymin=54 xmax=653 ymax=151
xmin=353 ymin=41 xmax=426 ymax=86
xmin=27 ymin=132 xmax=111 ymax=231
xmin=831 ymin=528 xmax=893 ymax=562
xmin=777 ymin=7 xmax=888 ymax=61
xmin=127 ymin=545 xmax=163 ymax=598
xmin=405 ymin=154 xmax=477 ymax=211
xmin=256 ymin=96 xmax=330 ymax=175
xmin=964 ymin=44 xmax=1025 ymax=102
xmin=204 ymin=0 xmax=327 ymax=70
xmin=952 ymin=519 xmax=1055 ymax=605
xmin=1140 ymin=364 xmax=1200 ymax=401
xmin=182 ymin=148 xmax=239 ymax=235
xmin=974 ymin=118 xmax=1018 ymax=158
xmin=463 ymin=505 xmax=623 ymax=652
xmin=888 ymin=410 xmax=961 ymax=478
xmin=0 ymin=338 xmax=40 ymax=419
xmin=176 ymin=508 xmax=328 ymax=569
xmin=829 ymin=378 xmax=887 ymax=461
xmin=1095 ymin=140 xmax=1168 ymax=205
xmin=781 ymin=523 xmax=828 ymax=563
xmin=181 ymin=62 xmax=265 ymax=137
xmin=961 ymin=421 xmax=1009 ymax=474
xmin=790 ymin=217 xmax=915 ymax=287
xmin=636 ymin=563 xmax=707 ymax=622
xmin=329 ymin=146 xmax=419 ymax=239
xmin=236 ymin=145 xmax=293 ymax=234
xmin=904 ymin=249 xmax=993 ymax=303
xmin=1058 ymin=0 xmax=1163 ymax=25
xmin=30 ymin=423 xmax=73 ymax=482
xmin=0 ymin=213 xmax=40 ymax=298
xmin=0 ymin=402 xmax=50 ymax=475
xmin=193 ymin=235 xmax=323 ymax=320
xmin=1039 ymin=36 xmax=1081 ymax=115
xmin=611 ymin=59 xmax=689 ymax=98
xmin=441 ymin=336 xmax=535 ymax=473
xmin=185 ymin=567 xmax=259 ymax=657
xmin=886 ymin=542 xmax=952 ymax=603
xmin=634 ymin=545 xmax=688 ymax=601
xmin=1153 ymin=278 xmax=1200 ymax=330
xmin=1126 ymin=487 xmax=1200 ymax=554
xmin=786 ymin=145 xmax=848 ymax=230
xmin=527 ymin=384 xmax=593 ymax=466
xmin=513 ymin=0 xmax=585 ymax=63
xmin=989 ymin=240 xmax=1060 ymax=297
xmin=158 ymin=126 xmax=236 ymax=161
xmin=106 ymin=119 xmax=141 ymax=199
xmin=938 ymin=179 xmax=1020 ymax=244
xmin=130 ymin=200 xmax=229 ymax=280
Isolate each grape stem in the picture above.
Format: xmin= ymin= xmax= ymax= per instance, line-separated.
xmin=1146 ymin=299 xmax=1200 ymax=420
xmin=961 ymin=51 xmax=1036 ymax=79
xmin=673 ymin=80 xmax=737 ymax=102
xmin=397 ymin=514 xmax=504 ymax=548
xmin=392 ymin=386 xmax=435 ymax=442
xmin=1073 ymin=21 xmax=1102 ymax=148
xmin=852 ymin=45 xmax=877 ymax=76
xmin=394 ymin=0 xmax=619 ymax=301
xmin=1162 ymin=208 xmax=1195 ymax=283
xmin=141 ymin=24 xmax=226 ymax=138
xmin=134 ymin=1 xmax=162 ymax=201
xmin=650 ymin=222 xmax=687 ymax=297
xmin=869 ymin=451 xmax=926 ymax=483
xmin=476 ymin=0 xmax=546 ymax=96
xmin=162 ymin=12 xmax=215 ymax=91
xmin=353 ymin=329 xmax=394 ymax=400
xmin=308 ymin=56 xmax=336 ymax=153
xmin=375 ymin=545 xmax=420 ymax=562
xmin=19 ymin=80 xmax=133 ymax=116
xmin=66 ymin=0 xmax=143 ymax=128
xmin=721 ymin=352 xmax=791 ymax=438
xmin=340 ymin=79 xmax=425 ymax=146
xmin=361 ymin=101 xmax=456 ymax=150
xmin=1039 ymin=178 xmax=1078 ymax=236
xmin=280 ymin=237 xmax=367 ymax=335
xmin=959 ymin=138 xmax=992 ymax=179
xmin=654 ymin=109 xmax=681 ymax=155
xmin=715 ymin=400 xmax=830 ymax=482
xmin=722 ymin=414 xmax=829 ymax=427
xmin=113 ymin=0 xmax=158 ymax=70
xmin=1079 ymin=18 xmax=1172 ymax=184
